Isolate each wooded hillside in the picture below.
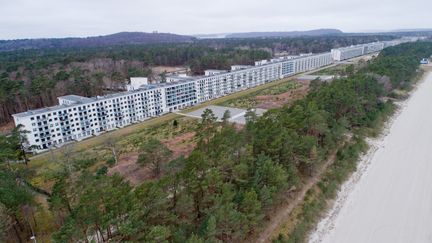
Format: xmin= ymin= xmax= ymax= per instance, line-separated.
xmin=0 ymin=32 xmax=196 ymax=52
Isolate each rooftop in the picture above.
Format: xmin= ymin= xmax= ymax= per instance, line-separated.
xmin=59 ymin=94 xmax=95 ymax=103
xmin=13 ymin=104 xmax=71 ymax=118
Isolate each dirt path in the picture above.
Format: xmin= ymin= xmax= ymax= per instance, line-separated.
xmin=161 ymin=132 xmax=196 ymax=158
xmin=255 ymin=142 xmax=346 ymax=243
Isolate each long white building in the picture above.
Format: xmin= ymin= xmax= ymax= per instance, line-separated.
xmin=330 ymin=41 xmax=406 ymax=61
xmin=12 ymin=39 xmax=412 ymax=152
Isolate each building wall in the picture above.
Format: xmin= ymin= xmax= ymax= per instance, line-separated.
xmin=196 ymin=63 xmax=282 ymax=102
xmin=13 ymin=88 xmax=167 ymax=150
xmin=293 ymin=53 xmax=333 ymax=73
xmin=331 ymin=46 xmax=365 ymax=61
xmin=164 ymin=81 xmax=197 ymax=111
xmin=13 ymin=39 xmax=407 ymax=152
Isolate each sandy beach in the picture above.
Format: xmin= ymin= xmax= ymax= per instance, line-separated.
xmin=309 ymin=71 xmax=432 ymax=243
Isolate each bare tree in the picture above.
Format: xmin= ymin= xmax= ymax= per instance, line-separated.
xmin=103 ymin=135 xmax=118 ymax=164
xmin=59 ymin=143 xmax=76 ymax=173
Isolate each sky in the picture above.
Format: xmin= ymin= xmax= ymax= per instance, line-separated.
xmin=0 ymin=0 xmax=431 ymax=39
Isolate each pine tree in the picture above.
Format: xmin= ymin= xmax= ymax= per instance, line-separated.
xmin=138 ymin=138 xmax=172 ymax=178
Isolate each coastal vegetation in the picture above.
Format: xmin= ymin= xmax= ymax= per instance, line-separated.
xmin=0 ymin=41 xmax=431 ymax=242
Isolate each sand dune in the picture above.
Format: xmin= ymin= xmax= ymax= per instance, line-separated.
xmin=309 ymin=72 xmax=432 ymax=243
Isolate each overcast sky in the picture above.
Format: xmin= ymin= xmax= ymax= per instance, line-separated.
xmin=1 ymin=0 xmax=431 ymax=39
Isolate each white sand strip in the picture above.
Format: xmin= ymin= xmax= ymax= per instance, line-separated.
xmin=309 ymin=72 xmax=432 ymax=243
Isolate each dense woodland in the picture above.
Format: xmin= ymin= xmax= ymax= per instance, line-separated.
xmin=1 ymin=41 xmax=431 ymax=242
xmin=0 ymin=32 xmax=196 ymax=52
xmin=0 ymin=35 xmax=396 ymax=125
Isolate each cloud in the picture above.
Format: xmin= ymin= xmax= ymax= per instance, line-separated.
xmin=0 ymin=0 xmax=431 ymax=39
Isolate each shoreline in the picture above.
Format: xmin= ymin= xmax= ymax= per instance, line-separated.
xmin=309 ymin=68 xmax=432 ymax=243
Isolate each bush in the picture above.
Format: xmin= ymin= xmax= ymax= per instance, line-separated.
xmin=73 ymin=158 xmax=97 ymax=170
xmin=106 ymin=157 xmax=116 ymax=167
xmin=96 ymin=166 xmax=108 ymax=176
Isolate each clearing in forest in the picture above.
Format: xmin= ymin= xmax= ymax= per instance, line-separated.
xmin=255 ymin=80 xmax=310 ymax=109
xmin=222 ymin=80 xmax=310 ymax=110
xmin=108 ymin=131 xmax=196 ymax=185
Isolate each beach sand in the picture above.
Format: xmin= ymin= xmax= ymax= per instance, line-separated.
xmin=309 ymin=71 xmax=432 ymax=243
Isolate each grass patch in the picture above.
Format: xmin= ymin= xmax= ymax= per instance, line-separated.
xmin=221 ymin=81 xmax=300 ymax=109
xmin=311 ymin=64 xmax=349 ymax=76
xmin=22 ymin=117 xmax=198 ymax=191
xmin=116 ymin=117 xmax=197 ymax=154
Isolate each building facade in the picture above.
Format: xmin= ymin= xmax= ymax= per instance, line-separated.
xmin=331 ymin=45 xmax=365 ymax=61
xmin=13 ymin=39 xmax=412 ymax=152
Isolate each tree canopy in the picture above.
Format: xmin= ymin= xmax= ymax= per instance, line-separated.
xmin=2 ymin=41 xmax=432 ymax=242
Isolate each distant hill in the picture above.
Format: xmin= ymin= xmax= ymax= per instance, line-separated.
xmin=391 ymin=28 xmax=432 ymax=32
xmin=383 ymin=29 xmax=432 ymax=37
xmin=0 ymin=32 xmax=196 ymax=52
xmin=225 ymin=29 xmax=343 ymax=38
xmin=194 ymin=33 xmax=229 ymax=39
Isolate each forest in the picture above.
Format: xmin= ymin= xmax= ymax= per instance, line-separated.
xmin=1 ymin=41 xmax=431 ymax=242
xmin=0 ymin=35 xmax=395 ymax=125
